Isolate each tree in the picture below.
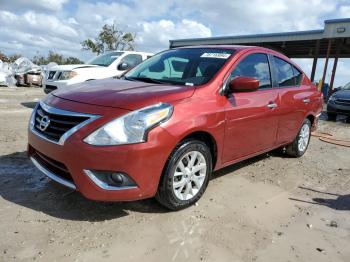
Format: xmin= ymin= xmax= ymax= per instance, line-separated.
xmin=7 ymin=54 xmax=22 ymax=63
xmin=0 ymin=51 xmax=9 ymax=62
xmin=32 ymin=51 xmax=83 ymax=65
xmin=81 ymin=24 xmax=136 ymax=55
xmin=65 ymin=56 xmax=84 ymax=64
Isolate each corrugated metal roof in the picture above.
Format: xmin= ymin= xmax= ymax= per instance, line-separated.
xmin=169 ymin=18 xmax=350 ymax=58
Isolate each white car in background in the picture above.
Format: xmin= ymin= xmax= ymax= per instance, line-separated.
xmin=43 ymin=51 xmax=153 ymax=93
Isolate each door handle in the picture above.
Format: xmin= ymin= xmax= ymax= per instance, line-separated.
xmin=267 ymin=102 xmax=278 ymax=109
xmin=303 ymin=98 xmax=311 ymax=104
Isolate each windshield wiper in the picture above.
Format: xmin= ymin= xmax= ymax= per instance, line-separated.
xmin=125 ymin=76 xmax=168 ymax=84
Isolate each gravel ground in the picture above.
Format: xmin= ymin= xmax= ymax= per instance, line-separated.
xmin=0 ymin=87 xmax=349 ymax=262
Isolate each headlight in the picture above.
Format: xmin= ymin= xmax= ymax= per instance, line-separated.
xmin=84 ymin=103 xmax=173 ymax=146
xmin=59 ymin=71 xmax=77 ymax=80
xmin=328 ymin=95 xmax=337 ymax=102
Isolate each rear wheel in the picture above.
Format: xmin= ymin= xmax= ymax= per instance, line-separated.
xmin=156 ymin=140 xmax=212 ymax=210
xmin=286 ymin=119 xmax=311 ymax=157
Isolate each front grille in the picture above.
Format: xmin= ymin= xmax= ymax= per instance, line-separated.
xmin=335 ymin=99 xmax=350 ymax=106
xmin=45 ymin=85 xmax=57 ymax=93
xmin=34 ymin=103 xmax=90 ymax=143
xmin=48 ymin=71 xmax=56 ymax=79
xmin=30 ymin=146 xmax=73 ymax=183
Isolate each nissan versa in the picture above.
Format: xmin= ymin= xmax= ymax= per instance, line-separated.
xmin=28 ymin=46 xmax=323 ymax=210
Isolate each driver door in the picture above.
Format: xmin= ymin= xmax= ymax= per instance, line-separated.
xmin=222 ymin=53 xmax=280 ymax=163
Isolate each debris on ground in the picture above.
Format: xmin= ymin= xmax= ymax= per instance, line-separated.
xmin=312 ymin=131 xmax=350 ymax=147
xmin=328 ymin=220 xmax=338 ymax=228
xmin=0 ymin=58 xmax=57 ymax=87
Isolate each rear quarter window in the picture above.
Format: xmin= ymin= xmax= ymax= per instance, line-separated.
xmin=292 ymin=66 xmax=303 ymax=86
xmin=273 ymin=56 xmax=303 ymax=87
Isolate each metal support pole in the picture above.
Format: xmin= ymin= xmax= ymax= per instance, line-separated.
xmin=310 ymin=40 xmax=320 ymax=82
xmin=328 ymin=40 xmax=341 ymax=97
xmin=329 ymin=57 xmax=338 ymax=93
xmin=311 ymin=58 xmax=317 ymax=82
xmin=320 ymin=39 xmax=332 ymax=92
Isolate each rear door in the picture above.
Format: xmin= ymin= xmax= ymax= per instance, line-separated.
xmin=222 ymin=53 xmax=280 ymax=163
xmin=272 ymin=56 xmax=311 ymax=144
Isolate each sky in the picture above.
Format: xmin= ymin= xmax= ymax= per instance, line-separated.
xmin=0 ymin=0 xmax=350 ymax=86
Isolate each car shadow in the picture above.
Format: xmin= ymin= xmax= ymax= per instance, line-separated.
xmin=0 ymin=151 xmax=167 ymax=222
xmin=289 ymin=186 xmax=350 ymax=211
xmin=212 ymin=152 xmax=271 ymax=180
xmin=1 ymin=149 xmax=298 ymax=221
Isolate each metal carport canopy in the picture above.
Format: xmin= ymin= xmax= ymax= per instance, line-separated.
xmin=169 ymin=18 xmax=350 ymax=59
xmin=169 ymin=18 xmax=350 ymax=93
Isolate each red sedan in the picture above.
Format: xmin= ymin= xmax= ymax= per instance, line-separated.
xmin=28 ymin=45 xmax=323 ymax=210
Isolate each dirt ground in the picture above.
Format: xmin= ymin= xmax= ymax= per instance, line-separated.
xmin=0 ymin=87 xmax=349 ymax=262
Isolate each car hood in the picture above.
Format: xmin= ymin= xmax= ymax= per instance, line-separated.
xmin=333 ymin=89 xmax=350 ymax=99
xmin=52 ymin=78 xmax=195 ymax=110
xmin=50 ymin=64 xmax=99 ymax=71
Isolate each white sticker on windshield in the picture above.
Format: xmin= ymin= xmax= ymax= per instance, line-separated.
xmin=200 ymin=53 xmax=231 ymax=59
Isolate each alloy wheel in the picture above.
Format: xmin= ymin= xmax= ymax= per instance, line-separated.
xmin=298 ymin=123 xmax=310 ymax=152
xmin=172 ymin=151 xmax=207 ymax=201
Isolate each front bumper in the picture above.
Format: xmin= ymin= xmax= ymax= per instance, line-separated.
xmin=327 ymin=101 xmax=350 ymax=115
xmin=43 ymin=79 xmax=73 ymax=93
xmin=28 ymin=98 xmax=176 ymax=201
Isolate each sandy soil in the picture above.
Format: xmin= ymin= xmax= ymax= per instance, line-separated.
xmin=0 ymin=87 xmax=349 ymax=262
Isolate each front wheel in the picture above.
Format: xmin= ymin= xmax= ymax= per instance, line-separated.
xmin=156 ymin=140 xmax=212 ymax=210
xmin=286 ymin=119 xmax=311 ymax=157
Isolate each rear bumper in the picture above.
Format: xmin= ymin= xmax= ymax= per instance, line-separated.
xmin=327 ymin=102 xmax=350 ymax=115
xmin=311 ymin=112 xmax=321 ymax=131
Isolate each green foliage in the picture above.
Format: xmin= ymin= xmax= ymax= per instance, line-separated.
xmin=0 ymin=50 xmax=83 ymax=65
xmin=0 ymin=52 xmax=22 ymax=63
xmin=32 ymin=51 xmax=83 ymax=65
xmin=0 ymin=51 xmax=8 ymax=62
xmin=8 ymin=54 xmax=22 ymax=63
xmin=81 ymin=24 xmax=136 ymax=54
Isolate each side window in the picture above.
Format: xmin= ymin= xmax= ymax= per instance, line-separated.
xmin=230 ymin=53 xmax=271 ymax=88
xmin=121 ymin=54 xmax=142 ymax=68
xmin=273 ymin=57 xmax=295 ymax=87
xmin=292 ymin=66 xmax=302 ymax=86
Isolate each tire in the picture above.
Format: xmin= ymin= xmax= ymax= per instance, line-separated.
xmin=286 ymin=119 xmax=311 ymax=157
xmin=327 ymin=112 xmax=337 ymax=121
xmin=156 ymin=139 xmax=212 ymax=210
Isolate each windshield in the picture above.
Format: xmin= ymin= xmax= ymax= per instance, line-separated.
xmin=88 ymin=52 xmax=124 ymax=67
xmin=342 ymin=82 xmax=350 ymax=90
xmin=125 ymin=48 xmax=235 ymax=86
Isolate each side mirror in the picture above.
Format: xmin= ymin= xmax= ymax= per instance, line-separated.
xmin=333 ymin=87 xmax=341 ymax=92
xmin=229 ymin=76 xmax=259 ymax=92
xmin=118 ymin=62 xmax=130 ymax=71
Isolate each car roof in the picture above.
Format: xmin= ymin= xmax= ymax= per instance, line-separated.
xmin=173 ymin=44 xmax=304 ymax=74
xmin=174 ymin=45 xmax=255 ymax=51
xmin=173 ymin=44 xmax=286 ymax=57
